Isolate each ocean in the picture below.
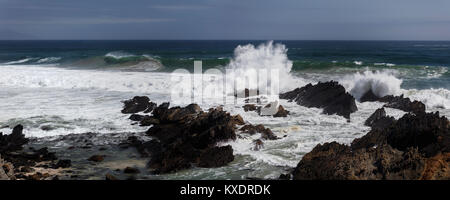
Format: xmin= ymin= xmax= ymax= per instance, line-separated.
xmin=0 ymin=40 xmax=449 ymax=179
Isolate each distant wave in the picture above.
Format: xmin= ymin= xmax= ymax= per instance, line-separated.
xmin=37 ymin=57 xmax=61 ymax=64
xmin=3 ymin=58 xmax=37 ymax=65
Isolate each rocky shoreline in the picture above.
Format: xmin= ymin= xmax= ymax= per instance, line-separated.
xmin=1 ymin=81 xmax=449 ymax=180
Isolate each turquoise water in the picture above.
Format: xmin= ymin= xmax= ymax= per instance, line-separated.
xmin=0 ymin=40 xmax=448 ymax=89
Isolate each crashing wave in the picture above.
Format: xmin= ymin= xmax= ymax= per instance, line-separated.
xmin=341 ymin=70 xmax=403 ymax=100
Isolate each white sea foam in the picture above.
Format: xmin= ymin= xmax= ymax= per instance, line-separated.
xmin=3 ymin=58 xmax=35 ymax=65
xmin=37 ymin=57 xmax=61 ymax=63
xmin=225 ymin=41 xmax=301 ymax=94
xmin=341 ymin=70 xmax=403 ymax=100
xmin=405 ymin=88 xmax=450 ymax=109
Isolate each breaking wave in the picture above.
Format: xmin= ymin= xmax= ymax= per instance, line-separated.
xmin=341 ymin=70 xmax=403 ymax=100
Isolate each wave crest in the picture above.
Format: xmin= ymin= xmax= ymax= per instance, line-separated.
xmin=341 ymin=70 xmax=403 ymax=100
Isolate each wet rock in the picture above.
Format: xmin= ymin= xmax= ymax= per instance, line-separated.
xmin=87 ymin=155 xmax=105 ymax=162
xmin=243 ymin=104 xmax=259 ymax=112
xmin=240 ymin=124 xmax=277 ymax=140
xmin=273 ymin=105 xmax=290 ymax=117
xmin=121 ymin=96 xmax=154 ymax=114
xmin=293 ymin=142 xmax=426 ymax=180
xmin=54 ymin=159 xmax=72 ymax=168
xmin=280 ymin=81 xmax=357 ymax=119
xmin=240 ymin=124 xmax=265 ymax=135
xmin=0 ymin=155 xmax=15 ymax=180
xmin=243 ymin=103 xmax=290 ymax=117
xmin=123 ymin=103 xmax=239 ymax=174
xmin=123 ymin=136 xmax=163 ymax=158
xmin=360 ymin=89 xmax=380 ymax=102
xmin=293 ymin=111 xmax=450 ymax=180
xmin=0 ymin=125 xmax=29 ymax=153
xmin=231 ymin=114 xmax=245 ymax=125
xmin=253 ymin=139 xmax=264 ymax=151
xmin=139 ymin=116 xmax=160 ymax=126
xmin=197 ymin=146 xmax=234 ymax=168
xmin=20 ymin=166 xmax=34 ymax=173
xmin=129 ymin=114 xmax=145 ymax=122
xmin=386 ymin=112 xmax=449 ymax=157
xmin=364 ymin=108 xmax=396 ymax=130
xmin=105 ymin=173 xmax=118 ymax=180
xmin=40 ymin=125 xmax=55 ymax=131
xmin=124 ymin=167 xmax=140 ymax=174
xmin=379 ymin=95 xmax=425 ymax=114
xmin=28 ymin=172 xmax=51 ymax=181
xmin=278 ymin=173 xmax=292 ymax=180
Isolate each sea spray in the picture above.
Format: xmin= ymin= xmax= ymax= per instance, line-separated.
xmin=341 ymin=70 xmax=403 ymax=100
xmin=225 ymin=41 xmax=296 ymax=94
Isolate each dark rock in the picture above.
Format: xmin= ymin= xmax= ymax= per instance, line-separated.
xmin=121 ymin=96 xmax=153 ymax=114
xmin=278 ymin=173 xmax=291 ymax=180
xmin=124 ymin=103 xmax=238 ymax=174
xmin=386 ymin=112 xmax=449 ymax=157
xmin=293 ymin=142 xmax=426 ymax=180
xmin=144 ymin=102 xmax=157 ymax=113
xmin=129 ymin=114 xmax=145 ymax=121
xmin=197 ymin=146 xmax=234 ymax=168
xmin=273 ymin=105 xmax=290 ymax=117
xmin=88 ymin=155 xmax=105 ymax=162
xmin=0 ymin=125 xmax=29 ymax=153
xmin=231 ymin=114 xmax=245 ymax=125
xmin=360 ymin=89 xmax=380 ymax=102
xmin=0 ymin=155 xmax=15 ymax=180
xmin=253 ymin=139 xmax=264 ymax=151
xmin=293 ymin=111 xmax=450 ymax=180
xmin=364 ymin=108 xmax=396 ymax=131
xmin=40 ymin=125 xmax=54 ymax=131
xmin=379 ymin=95 xmax=426 ymax=114
xmin=20 ymin=166 xmax=34 ymax=173
xmin=243 ymin=104 xmax=259 ymax=112
xmin=280 ymin=81 xmax=357 ymax=119
xmin=139 ymin=116 xmax=160 ymax=126
xmin=105 ymin=173 xmax=118 ymax=180
xmin=54 ymin=159 xmax=71 ymax=168
xmin=240 ymin=124 xmax=277 ymax=140
xmin=124 ymin=167 xmax=140 ymax=174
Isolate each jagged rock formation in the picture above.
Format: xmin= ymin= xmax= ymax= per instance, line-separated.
xmin=121 ymin=100 xmax=241 ymax=174
xmin=292 ymin=110 xmax=450 ymax=180
xmin=280 ymin=81 xmax=357 ymax=119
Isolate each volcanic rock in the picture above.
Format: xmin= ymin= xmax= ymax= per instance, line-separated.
xmin=121 ymin=96 xmax=154 ymax=114
xmin=280 ymin=81 xmax=357 ymax=119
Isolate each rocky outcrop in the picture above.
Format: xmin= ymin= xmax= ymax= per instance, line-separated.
xmin=293 ymin=111 xmax=450 ymax=180
xmin=379 ymin=95 xmax=425 ymax=114
xmin=280 ymin=81 xmax=357 ymax=119
xmin=364 ymin=108 xmax=396 ymax=130
xmin=359 ymin=91 xmax=426 ymax=114
xmin=386 ymin=112 xmax=449 ymax=157
xmin=0 ymin=125 xmax=65 ymax=180
xmin=0 ymin=125 xmax=28 ymax=153
xmin=240 ymin=124 xmax=278 ymax=140
xmin=293 ymin=142 xmax=427 ymax=180
xmin=122 ymin=100 xmax=241 ymax=174
xmin=242 ymin=103 xmax=290 ymax=118
xmin=0 ymin=155 xmax=15 ymax=180
xmin=121 ymin=96 xmax=156 ymax=114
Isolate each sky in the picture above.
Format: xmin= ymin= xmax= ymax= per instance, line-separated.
xmin=1 ymin=0 xmax=450 ymax=40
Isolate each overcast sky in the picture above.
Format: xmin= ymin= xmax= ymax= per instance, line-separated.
xmin=1 ymin=0 xmax=450 ymax=40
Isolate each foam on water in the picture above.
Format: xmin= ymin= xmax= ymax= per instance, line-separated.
xmin=341 ymin=70 xmax=403 ymax=100
xmin=0 ymin=41 xmax=449 ymax=179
